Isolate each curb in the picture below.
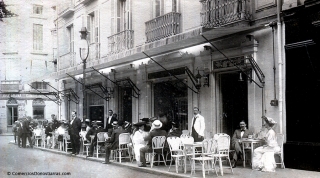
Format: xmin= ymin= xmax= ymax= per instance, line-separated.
xmin=9 ymin=142 xmax=189 ymax=178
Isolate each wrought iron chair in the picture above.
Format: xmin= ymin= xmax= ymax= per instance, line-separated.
xmin=212 ymin=133 xmax=234 ymax=176
xmin=95 ymin=132 xmax=108 ymax=158
xmin=191 ymin=138 xmax=218 ymax=178
xmin=167 ymin=137 xmax=185 ymax=173
xmin=114 ymin=133 xmax=132 ymax=163
xmin=151 ymin=136 xmax=167 ymax=168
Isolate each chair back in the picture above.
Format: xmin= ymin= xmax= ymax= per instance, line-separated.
xmin=152 ymin=136 xmax=166 ymax=149
xmin=215 ymin=133 xmax=230 ymax=155
xmin=119 ymin=133 xmax=131 ymax=145
xmin=33 ymin=129 xmax=42 ymax=137
xmin=276 ymin=133 xmax=284 ymax=149
xmin=97 ymin=132 xmax=108 ymax=141
xmin=182 ymin=130 xmax=189 ymax=135
xmin=167 ymin=137 xmax=183 ymax=152
xmin=180 ymin=135 xmax=194 ymax=144
xmin=202 ymin=138 xmax=217 ymax=155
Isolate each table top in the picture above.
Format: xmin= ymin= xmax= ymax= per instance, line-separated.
xmin=240 ymin=138 xmax=264 ymax=143
xmin=184 ymin=142 xmax=203 ymax=146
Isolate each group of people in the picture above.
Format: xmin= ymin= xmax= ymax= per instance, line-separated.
xmin=12 ymin=107 xmax=281 ymax=172
xmin=12 ymin=116 xmax=34 ymax=148
xmin=231 ymin=116 xmax=281 ymax=172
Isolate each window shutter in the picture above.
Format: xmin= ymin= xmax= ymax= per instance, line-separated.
xmin=125 ymin=0 xmax=131 ymax=30
xmin=165 ymin=0 xmax=173 ymax=14
xmin=95 ymin=10 xmax=100 ymax=58
xmin=87 ymin=15 xmax=91 ymax=43
xmin=111 ymin=0 xmax=115 ymax=35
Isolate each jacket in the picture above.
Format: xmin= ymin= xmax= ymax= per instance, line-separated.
xmin=190 ymin=114 xmax=205 ymax=137
xmin=106 ymin=126 xmax=128 ymax=149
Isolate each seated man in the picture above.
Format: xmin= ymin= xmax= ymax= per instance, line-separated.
xmin=231 ymin=120 xmax=253 ymax=168
xmin=139 ymin=120 xmax=167 ymax=167
xmin=102 ymin=120 xmax=128 ymax=164
xmin=167 ymin=121 xmax=182 ymax=138
xmin=87 ymin=121 xmax=107 ymax=157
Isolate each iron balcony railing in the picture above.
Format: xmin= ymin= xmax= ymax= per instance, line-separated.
xmin=200 ymin=0 xmax=252 ymax=28
xmin=145 ymin=12 xmax=181 ymax=43
xmin=108 ymin=30 xmax=134 ymax=54
xmin=58 ymin=52 xmax=76 ymax=70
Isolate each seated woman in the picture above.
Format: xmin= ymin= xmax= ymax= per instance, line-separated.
xmin=131 ymin=121 xmax=148 ymax=165
xmin=252 ymin=116 xmax=280 ymax=172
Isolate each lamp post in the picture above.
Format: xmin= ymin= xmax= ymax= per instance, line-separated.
xmin=79 ymin=27 xmax=89 ymax=121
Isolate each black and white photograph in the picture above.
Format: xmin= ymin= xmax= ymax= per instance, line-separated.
xmin=0 ymin=0 xmax=320 ymax=177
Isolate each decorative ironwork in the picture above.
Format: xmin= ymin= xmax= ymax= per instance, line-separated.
xmin=145 ymin=12 xmax=181 ymax=43
xmin=108 ymin=30 xmax=134 ymax=54
xmin=200 ymin=0 xmax=252 ymax=28
xmin=213 ymin=56 xmax=250 ymax=70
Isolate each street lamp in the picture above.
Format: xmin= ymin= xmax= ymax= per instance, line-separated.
xmin=79 ymin=27 xmax=89 ymax=121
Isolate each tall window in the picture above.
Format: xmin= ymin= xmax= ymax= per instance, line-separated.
xmin=111 ymin=0 xmax=131 ymax=34
xmin=33 ymin=5 xmax=43 ymax=15
xmin=7 ymin=107 xmax=18 ymax=126
xmin=33 ymin=24 xmax=43 ymax=50
xmin=153 ymin=0 xmax=179 ymax=17
xmin=67 ymin=25 xmax=74 ymax=52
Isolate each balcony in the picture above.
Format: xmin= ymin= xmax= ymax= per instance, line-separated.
xmin=200 ymin=0 xmax=252 ymax=28
xmin=58 ymin=52 xmax=76 ymax=70
xmin=108 ymin=30 xmax=134 ymax=54
xmin=58 ymin=0 xmax=74 ymax=18
xmin=0 ymin=80 xmax=21 ymax=93
xmin=145 ymin=12 xmax=181 ymax=43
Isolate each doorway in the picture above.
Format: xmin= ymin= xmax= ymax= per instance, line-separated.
xmin=118 ymin=87 xmax=133 ymax=123
xmin=89 ymin=106 xmax=104 ymax=123
xmin=220 ymin=72 xmax=248 ymax=137
xmin=154 ymin=80 xmax=188 ymax=130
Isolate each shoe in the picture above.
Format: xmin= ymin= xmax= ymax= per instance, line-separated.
xmin=138 ymin=164 xmax=146 ymax=167
xmin=102 ymin=162 xmax=110 ymax=164
xmin=86 ymin=155 xmax=93 ymax=158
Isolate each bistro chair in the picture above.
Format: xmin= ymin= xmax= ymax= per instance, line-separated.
xmin=191 ymin=138 xmax=218 ymax=178
xmin=212 ymin=133 xmax=233 ymax=176
xmin=151 ymin=136 xmax=167 ymax=168
xmin=167 ymin=137 xmax=185 ymax=173
xmin=33 ymin=129 xmax=43 ymax=147
xmin=64 ymin=134 xmax=72 ymax=153
xmin=114 ymin=133 xmax=132 ymax=163
xmin=275 ymin=133 xmax=285 ymax=169
xmin=95 ymin=132 xmax=108 ymax=158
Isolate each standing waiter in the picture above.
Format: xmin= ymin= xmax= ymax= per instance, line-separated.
xmin=190 ymin=107 xmax=205 ymax=142
xmin=69 ymin=111 xmax=81 ymax=155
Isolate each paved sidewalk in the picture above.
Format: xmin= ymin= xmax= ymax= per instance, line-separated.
xmin=7 ymin=140 xmax=320 ymax=178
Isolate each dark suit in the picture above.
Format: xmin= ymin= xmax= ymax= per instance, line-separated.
xmin=22 ymin=119 xmax=32 ymax=148
xmin=69 ymin=117 xmax=82 ymax=154
xmin=231 ymin=129 xmax=253 ymax=161
xmin=104 ymin=126 xmax=128 ymax=163
xmin=140 ymin=128 xmax=167 ymax=165
xmin=16 ymin=122 xmax=23 ymax=147
xmin=105 ymin=115 xmax=117 ymax=130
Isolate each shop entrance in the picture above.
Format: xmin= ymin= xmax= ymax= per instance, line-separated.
xmin=118 ymin=87 xmax=132 ymax=123
xmin=154 ymin=80 xmax=188 ymax=130
xmin=220 ymin=72 xmax=248 ymax=137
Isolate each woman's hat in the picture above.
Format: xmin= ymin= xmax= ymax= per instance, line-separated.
xmin=152 ymin=120 xmax=163 ymax=129
xmin=140 ymin=118 xmax=149 ymax=122
xmin=124 ymin=121 xmax=132 ymax=129
xmin=133 ymin=121 xmax=146 ymax=127
xmin=262 ymin=116 xmax=277 ymax=124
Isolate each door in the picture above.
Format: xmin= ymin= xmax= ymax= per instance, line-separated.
xmin=89 ymin=106 xmax=104 ymax=123
xmin=220 ymin=72 xmax=248 ymax=137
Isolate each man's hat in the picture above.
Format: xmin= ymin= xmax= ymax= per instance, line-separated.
xmin=111 ymin=121 xmax=118 ymax=126
xmin=133 ymin=121 xmax=146 ymax=127
xmin=152 ymin=120 xmax=163 ymax=129
xmin=124 ymin=121 xmax=131 ymax=129
xmin=140 ymin=118 xmax=149 ymax=122
xmin=85 ymin=119 xmax=90 ymax=122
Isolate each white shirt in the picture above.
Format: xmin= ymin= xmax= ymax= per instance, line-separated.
xmin=108 ymin=115 xmax=113 ymax=124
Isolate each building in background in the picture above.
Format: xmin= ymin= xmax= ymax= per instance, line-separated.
xmin=0 ymin=0 xmax=58 ymax=133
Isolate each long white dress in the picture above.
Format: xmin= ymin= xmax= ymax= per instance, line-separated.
xmin=132 ymin=130 xmax=148 ymax=163
xmin=252 ymin=129 xmax=280 ymax=172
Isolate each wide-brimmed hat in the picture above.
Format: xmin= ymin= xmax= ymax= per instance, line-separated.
xmin=112 ymin=121 xmax=118 ymax=126
xmin=152 ymin=120 xmax=162 ymax=129
xmin=133 ymin=121 xmax=146 ymax=127
xmin=262 ymin=116 xmax=277 ymax=125
xmin=85 ymin=119 xmax=90 ymax=122
xmin=124 ymin=121 xmax=131 ymax=129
